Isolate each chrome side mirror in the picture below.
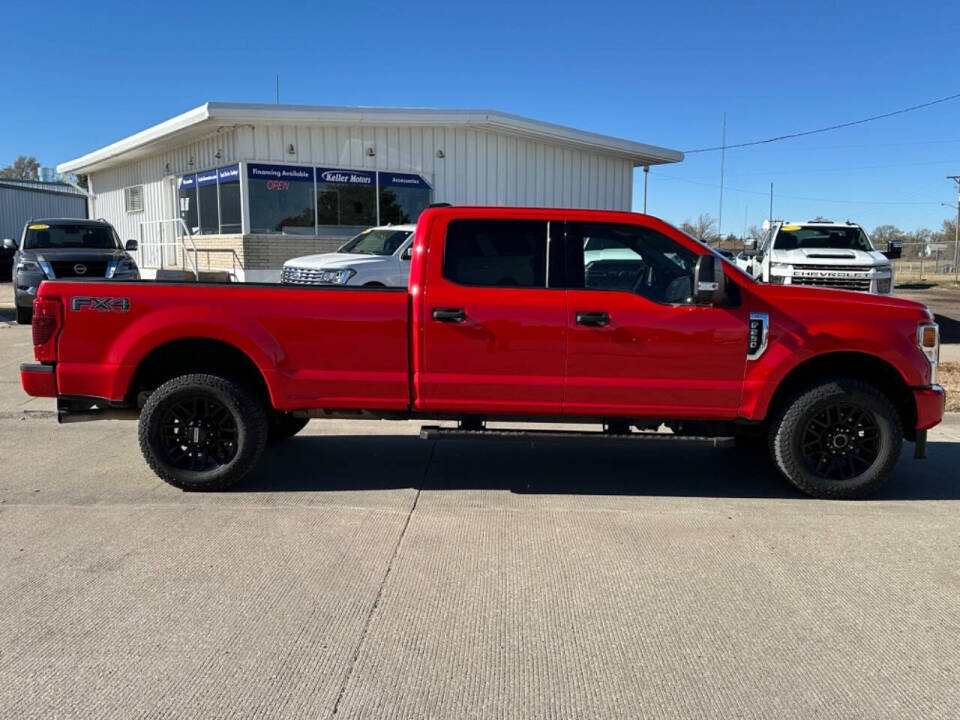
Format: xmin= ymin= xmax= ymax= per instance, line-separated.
xmin=400 ymin=246 xmax=413 ymax=261
xmin=2 ymin=238 xmax=17 ymax=251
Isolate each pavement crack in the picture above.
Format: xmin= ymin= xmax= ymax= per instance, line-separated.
xmin=328 ymin=439 xmax=435 ymax=717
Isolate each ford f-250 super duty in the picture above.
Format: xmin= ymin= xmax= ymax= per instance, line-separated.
xmin=20 ymin=207 xmax=945 ymax=499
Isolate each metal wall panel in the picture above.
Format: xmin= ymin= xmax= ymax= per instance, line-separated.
xmin=86 ymin=122 xmax=635 ymax=245
xmin=0 ymin=187 xmax=87 ymax=240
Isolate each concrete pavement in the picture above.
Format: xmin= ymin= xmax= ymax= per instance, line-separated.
xmin=1 ymin=284 xmax=959 ymax=718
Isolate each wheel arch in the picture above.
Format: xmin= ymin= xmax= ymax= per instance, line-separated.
xmin=765 ymin=351 xmax=917 ymax=441
xmin=127 ymin=338 xmax=273 ymax=409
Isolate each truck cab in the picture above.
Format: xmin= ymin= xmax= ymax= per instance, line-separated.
xmin=744 ymin=220 xmax=900 ymax=294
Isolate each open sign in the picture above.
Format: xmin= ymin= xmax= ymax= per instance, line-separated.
xmin=266 ymin=180 xmax=291 ymax=191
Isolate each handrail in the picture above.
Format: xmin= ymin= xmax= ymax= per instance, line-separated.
xmin=137 ymin=218 xmax=199 ymax=280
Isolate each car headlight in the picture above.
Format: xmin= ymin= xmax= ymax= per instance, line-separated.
xmin=320 ymin=268 xmax=356 ymax=284
xmin=770 ymin=262 xmax=792 ymax=274
xmin=876 ymin=275 xmax=892 ymax=294
xmin=918 ymin=322 xmax=939 ymax=384
xmin=115 ymin=260 xmax=138 ymax=275
xmin=16 ymin=260 xmax=40 ymax=272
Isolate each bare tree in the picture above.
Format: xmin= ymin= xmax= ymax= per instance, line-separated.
xmin=680 ymin=213 xmax=718 ymax=244
xmin=0 ymin=155 xmax=40 ymax=180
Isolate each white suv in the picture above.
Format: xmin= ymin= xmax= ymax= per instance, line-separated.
xmin=743 ymin=220 xmax=901 ymax=295
xmin=282 ymin=224 xmax=415 ymax=287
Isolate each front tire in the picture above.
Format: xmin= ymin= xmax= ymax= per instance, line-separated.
xmin=16 ymin=305 xmax=31 ymax=325
xmin=770 ymin=378 xmax=902 ymax=499
xmin=138 ymin=373 xmax=268 ymax=491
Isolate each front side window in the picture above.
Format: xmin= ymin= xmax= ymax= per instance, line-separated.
xmin=24 ymin=223 xmax=119 ymax=250
xmin=316 ymin=168 xmax=377 ymax=227
xmin=773 ymin=224 xmax=874 ymax=251
xmin=339 ymin=228 xmax=412 ymax=256
xmin=247 ymin=164 xmax=315 ymax=234
xmin=570 ymin=221 xmax=697 ymax=304
xmin=443 ymin=219 xmax=548 ymax=288
xmin=378 ymin=172 xmax=431 ymax=224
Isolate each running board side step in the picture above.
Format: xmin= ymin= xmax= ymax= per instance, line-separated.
xmin=419 ymin=425 xmax=735 ymax=447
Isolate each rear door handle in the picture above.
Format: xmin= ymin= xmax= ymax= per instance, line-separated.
xmin=575 ymin=311 xmax=610 ymax=327
xmin=432 ymin=307 xmax=466 ymax=323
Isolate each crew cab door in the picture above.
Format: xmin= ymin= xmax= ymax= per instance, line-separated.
xmin=562 ymin=219 xmax=748 ymax=418
xmin=415 ymin=217 xmax=565 ymax=414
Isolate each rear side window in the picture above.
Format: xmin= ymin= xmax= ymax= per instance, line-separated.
xmin=443 ymin=219 xmax=548 ymax=288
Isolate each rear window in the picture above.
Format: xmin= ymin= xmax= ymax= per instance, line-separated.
xmin=442 ymin=219 xmax=547 ymax=288
xmin=23 ymin=224 xmax=118 ymax=250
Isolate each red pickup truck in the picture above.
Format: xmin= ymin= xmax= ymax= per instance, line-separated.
xmin=21 ymin=207 xmax=944 ymax=498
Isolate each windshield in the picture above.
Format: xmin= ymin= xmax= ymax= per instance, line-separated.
xmin=24 ymin=224 xmax=119 ymax=250
xmin=773 ymin=225 xmax=874 ymax=252
xmin=338 ymin=229 xmax=411 ymax=256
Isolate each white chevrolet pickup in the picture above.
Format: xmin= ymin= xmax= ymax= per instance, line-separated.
xmin=743 ymin=220 xmax=902 ymax=295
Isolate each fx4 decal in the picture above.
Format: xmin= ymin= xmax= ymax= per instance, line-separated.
xmin=71 ymin=296 xmax=130 ymax=312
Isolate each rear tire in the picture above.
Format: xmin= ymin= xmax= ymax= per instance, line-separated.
xmin=138 ymin=373 xmax=268 ymax=491
xmin=267 ymin=412 xmax=309 ymax=442
xmin=770 ymin=378 xmax=902 ymax=499
xmin=16 ymin=305 xmax=31 ymax=325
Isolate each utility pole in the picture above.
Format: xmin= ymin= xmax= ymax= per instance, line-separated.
xmin=718 ymin=112 xmax=726 ymax=243
xmin=276 ymin=75 xmax=280 ymax=104
xmin=642 ymin=166 xmax=649 ymax=214
xmin=949 ymin=175 xmax=960 ymax=285
xmin=769 ymin=182 xmax=774 ymax=222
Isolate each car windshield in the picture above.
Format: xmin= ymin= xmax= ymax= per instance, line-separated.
xmin=338 ymin=229 xmax=411 ymax=256
xmin=24 ymin=224 xmax=119 ymax=250
xmin=773 ymin=225 xmax=874 ymax=252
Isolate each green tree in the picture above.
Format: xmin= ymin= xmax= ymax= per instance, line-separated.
xmin=0 ymin=155 xmax=40 ymax=180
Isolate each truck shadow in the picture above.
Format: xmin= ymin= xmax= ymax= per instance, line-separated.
xmin=237 ymin=435 xmax=960 ymax=501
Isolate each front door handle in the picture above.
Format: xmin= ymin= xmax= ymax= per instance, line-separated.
xmin=433 ymin=307 xmax=466 ymax=323
xmin=575 ymin=311 xmax=610 ymax=327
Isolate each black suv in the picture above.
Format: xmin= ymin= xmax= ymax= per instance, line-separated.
xmin=4 ymin=219 xmax=139 ymax=324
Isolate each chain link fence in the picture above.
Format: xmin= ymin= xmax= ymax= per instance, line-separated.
xmin=891 ymin=241 xmax=960 ymax=285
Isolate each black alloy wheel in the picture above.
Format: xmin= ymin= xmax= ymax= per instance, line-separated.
xmin=798 ymin=402 xmax=881 ymax=481
xmin=158 ymin=396 xmax=239 ymax=471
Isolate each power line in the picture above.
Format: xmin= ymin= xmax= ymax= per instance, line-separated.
xmin=684 ymin=91 xmax=960 ymax=153
xmin=656 ymin=174 xmax=945 ymax=206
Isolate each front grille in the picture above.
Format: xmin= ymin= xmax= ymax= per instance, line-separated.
xmin=282 ymin=266 xmax=328 ymax=285
xmin=792 ymin=276 xmax=871 ymax=291
xmin=49 ymin=261 xmax=109 ymax=278
xmin=793 ymin=264 xmax=874 ymax=273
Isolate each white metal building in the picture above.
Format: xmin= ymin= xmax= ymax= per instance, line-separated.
xmin=57 ymin=103 xmax=683 ymax=281
xmin=0 ymin=178 xmax=88 ymax=241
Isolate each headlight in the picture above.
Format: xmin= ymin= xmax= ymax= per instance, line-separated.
xmin=320 ymin=268 xmax=356 ymax=284
xmin=770 ymin=262 xmax=792 ymax=274
xmin=115 ymin=260 xmax=138 ymax=275
xmin=16 ymin=260 xmax=41 ymax=274
xmin=918 ymin=322 xmax=939 ymax=384
xmin=876 ymin=276 xmax=892 ymax=294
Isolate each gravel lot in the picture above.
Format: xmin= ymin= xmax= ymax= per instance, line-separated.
xmin=1 ymin=283 xmax=959 ymax=719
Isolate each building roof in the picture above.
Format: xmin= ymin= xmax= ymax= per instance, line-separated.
xmin=0 ymin=178 xmax=88 ymax=197
xmin=57 ymin=102 xmax=683 ymax=175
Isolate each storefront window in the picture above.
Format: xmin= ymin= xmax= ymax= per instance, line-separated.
xmin=316 ymin=168 xmax=377 ymax=227
xmin=196 ymin=169 xmax=219 ymax=235
xmin=378 ymin=171 xmax=431 ymax=224
xmin=217 ymin=165 xmax=241 ymax=234
xmin=178 ymin=174 xmax=198 ymax=234
xmin=247 ymin=163 xmax=315 ymax=234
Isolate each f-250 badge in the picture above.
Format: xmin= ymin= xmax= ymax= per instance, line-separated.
xmin=71 ymin=296 xmax=130 ymax=312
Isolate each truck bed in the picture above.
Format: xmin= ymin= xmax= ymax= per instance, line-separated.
xmin=42 ymin=280 xmax=412 ymax=411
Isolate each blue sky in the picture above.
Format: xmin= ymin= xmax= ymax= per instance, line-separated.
xmin=3 ymin=0 xmax=958 ymax=234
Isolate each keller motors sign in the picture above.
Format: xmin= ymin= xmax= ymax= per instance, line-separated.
xmin=316 ymin=168 xmax=376 ymax=186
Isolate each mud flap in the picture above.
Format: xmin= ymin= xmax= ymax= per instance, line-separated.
xmin=913 ymin=430 xmax=927 ymax=460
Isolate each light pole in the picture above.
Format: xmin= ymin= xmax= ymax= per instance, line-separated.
xmin=642 ymin=166 xmax=649 ymax=214
xmin=949 ymin=176 xmax=960 ymax=285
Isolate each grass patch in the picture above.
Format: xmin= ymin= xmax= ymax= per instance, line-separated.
xmin=940 ymin=362 xmax=960 ymax=412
